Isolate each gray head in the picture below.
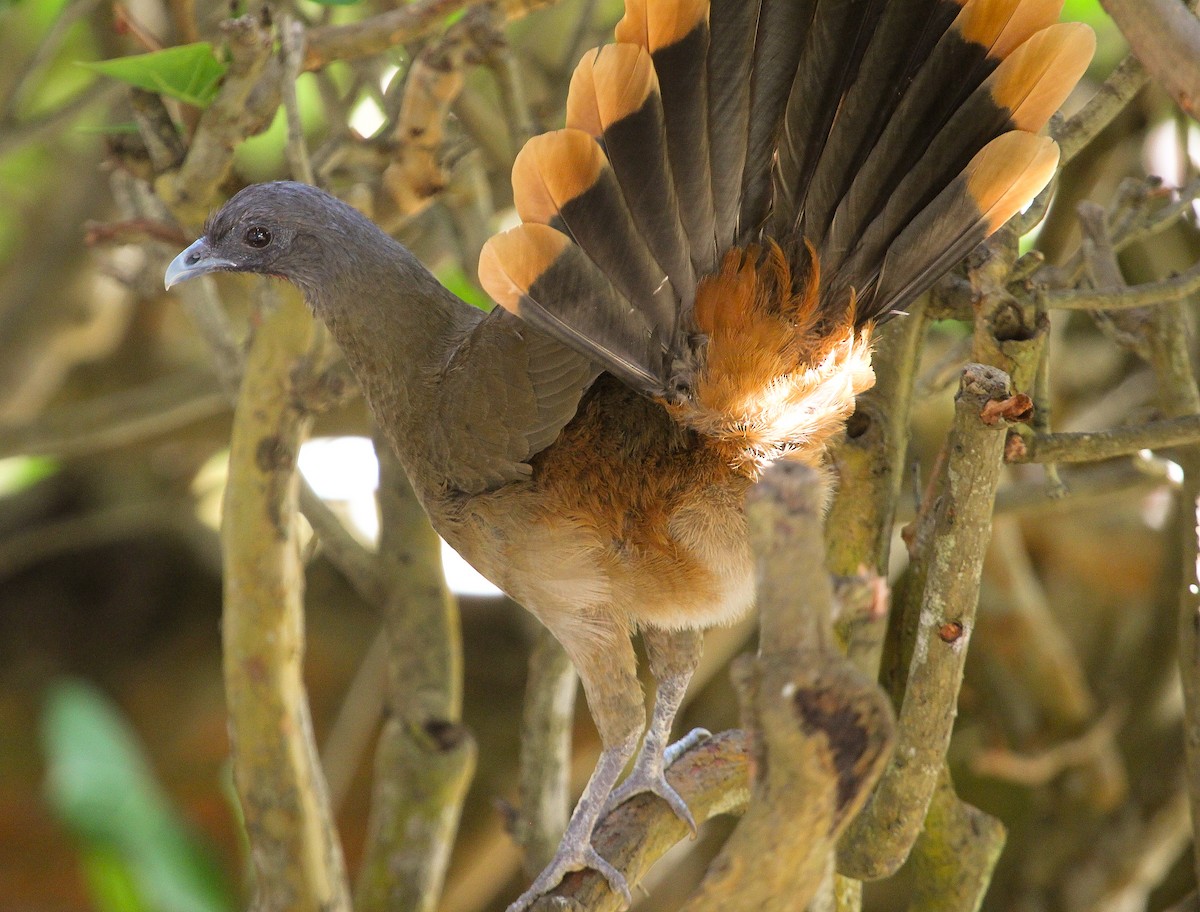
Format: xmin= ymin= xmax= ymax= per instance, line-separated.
xmin=164 ymin=182 xmax=398 ymax=300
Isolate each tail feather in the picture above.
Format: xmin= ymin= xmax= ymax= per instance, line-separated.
xmin=799 ymin=0 xmax=963 ymax=249
xmin=511 ymin=129 xmax=678 ymax=337
xmin=835 ymin=19 xmax=1094 ymax=321
xmin=479 ymin=224 xmax=670 ymax=395
xmin=871 ymin=131 xmax=1061 ymax=317
xmin=773 ymin=0 xmax=889 ymax=235
xmin=821 ymin=0 xmax=1064 ymax=278
xmin=567 ymin=44 xmax=697 ymax=305
xmin=481 ymin=0 xmax=1093 ymax=473
xmin=707 ymin=0 xmax=759 ymax=251
xmin=738 ymin=0 xmax=820 ymax=237
xmin=617 ymin=0 xmax=719 ymax=274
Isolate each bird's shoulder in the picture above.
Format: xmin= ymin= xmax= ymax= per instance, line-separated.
xmin=429 ymin=307 xmax=599 ymax=495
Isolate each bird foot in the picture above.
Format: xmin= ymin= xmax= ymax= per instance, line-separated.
xmin=506 ymin=842 xmax=630 ymax=912
xmin=663 ymin=727 xmax=711 ymax=765
xmin=603 ymin=728 xmax=711 ymax=834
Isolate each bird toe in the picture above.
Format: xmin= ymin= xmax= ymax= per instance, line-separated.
xmin=507 ymin=841 xmax=630 ymax=912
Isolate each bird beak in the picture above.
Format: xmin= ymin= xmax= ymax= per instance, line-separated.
xmin=164 ymin=238 xmax=237 ymax=290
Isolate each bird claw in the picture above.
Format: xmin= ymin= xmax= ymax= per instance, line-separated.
xmin=603 ymin=729 xmax=710 ymax=836
xmin=506 ymin=844 xmax=631 ymax=912
xmin=605 ymin=767 xmax=697 ymax=835
xmin=663 ymin=727 xmax=711 ymax=766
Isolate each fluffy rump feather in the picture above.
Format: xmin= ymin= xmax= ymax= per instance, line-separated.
xmin=670 ymin=242 xmax=875 ymax=475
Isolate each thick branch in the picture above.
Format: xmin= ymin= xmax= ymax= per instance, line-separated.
xmin=356 ymin=446 xmax=474 ymax=912
xmin=515 ymin=627 xmax=578 ymax=874
xmin=679 ymin=464 xmax=894 ymax=912
xmin=906 ymin=769 xmax=1006 ymax=912
xmin=839 ymin=365 xmax=1020 ymax=880
xmin=221 ymin=289 xmax=350 ymax=912
xmin=826 ymin=306 xmax=929 ymax=678
xmin=1100 ymin=0 xmax=1200 ymax=120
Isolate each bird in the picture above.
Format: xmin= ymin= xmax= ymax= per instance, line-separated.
xmin=165 ymin=0 xmax=1093 ymax=907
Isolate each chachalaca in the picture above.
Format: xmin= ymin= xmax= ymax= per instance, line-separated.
xmin=165 ymin=0 xmax=1094 ymax=907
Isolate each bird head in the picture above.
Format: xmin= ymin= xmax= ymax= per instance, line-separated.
xmin=164 ymin=181 xmax=374 ymax=295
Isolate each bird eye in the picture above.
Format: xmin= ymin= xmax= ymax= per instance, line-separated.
xmin=244 ymin=225 xmax=272 ymax=248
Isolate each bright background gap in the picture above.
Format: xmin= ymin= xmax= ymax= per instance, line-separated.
xmin=297 ymin=436 xmax=502 ymax=597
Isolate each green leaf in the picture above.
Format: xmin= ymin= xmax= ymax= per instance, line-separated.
xmin=42 ymin=680 xmax=234 ymax=912
xmin=80 ymin=43 xmax=227 ymax=108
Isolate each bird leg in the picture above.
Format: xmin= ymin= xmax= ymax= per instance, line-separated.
xmin=604 ymin=627 xmax=706 ymax=832
xmin=507 ymin=628 xmax=644 ymax=912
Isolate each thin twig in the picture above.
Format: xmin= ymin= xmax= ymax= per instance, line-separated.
xmin=297 ymin=482 xmax=388 ymax=607
xmin=979 ymin=519 xmax=1098 ymax=732
xmin=1008 ymin=414 xmax=1200 ymax=464
xmin=1040 ymin=257 xmax=1200 ymax=311
xmin=994 ymin=458 xmax=1174 ymax=514
xmin=305 ymin=0 xmax=558 ymax=72
xmin=321 ymin=628 xmax=389 ymax=813
xmin=280 ymin=16 xmax=316 ymax=187
xmin=0 ymin=0 xmax=106 ymax=122
xmin=971 ymin=706 xmax=1125 ymax=787
xmin=0 ymin=80 xmax=123 ymax=158
xmin=0 ymin=372 xmax=227 ymax=460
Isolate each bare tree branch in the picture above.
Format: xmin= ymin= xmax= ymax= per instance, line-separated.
xmin=221 ymin=287 xmax=351 ymax=912
xmin=839 ymin=365 xmax=1024 ymax=880
xmin=1100 ymin=0 xmax=1200 ymax=120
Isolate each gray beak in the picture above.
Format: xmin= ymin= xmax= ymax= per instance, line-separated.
xmin=164 ymin=238 xmax=237 ymax=289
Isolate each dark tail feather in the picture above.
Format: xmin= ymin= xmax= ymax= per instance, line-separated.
xmin=833 ymin=18 xmax=1093 ymax=322
xmin=820 ymin=0 xmax=1064 ymax=277
xmin=707 ymin=0 xmax=760 ymax=252
xmin=772 ymin=0 xmax=889 ymax=236
xmin=567 ymin=44 xmax=697 ymax=305
xmin=738 ymin=0 xmax=820 ymax=238
xmin=511 ymin=128 xmax=679 ymax=338
xmin=479 ymin=224 xmax=671 ymax=395
xmin=616 ymin=0 xmax=719 ymax=275
xmin=797 ymin=0 xmax=963 ymax=249
xmin=870 ymin=131 xmax=1060 ymax=316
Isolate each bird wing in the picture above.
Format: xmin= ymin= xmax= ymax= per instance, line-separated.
xmin=432 ymin=306 xmax=599 ymax=495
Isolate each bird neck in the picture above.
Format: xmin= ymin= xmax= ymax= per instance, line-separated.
xmin=301 ymin=235 xmax=480 ymax=472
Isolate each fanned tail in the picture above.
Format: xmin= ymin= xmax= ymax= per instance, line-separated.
xmin=479 ymin=0 xmax=1094 ymax=474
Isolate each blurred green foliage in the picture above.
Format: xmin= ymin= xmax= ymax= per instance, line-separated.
xmin=41 ymin=680 xmax=236 ymax=912
xmin=439 ymin=264 xmax=493 ymax=311
xmin=0 ymin=455 xmax=58 ymax=498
